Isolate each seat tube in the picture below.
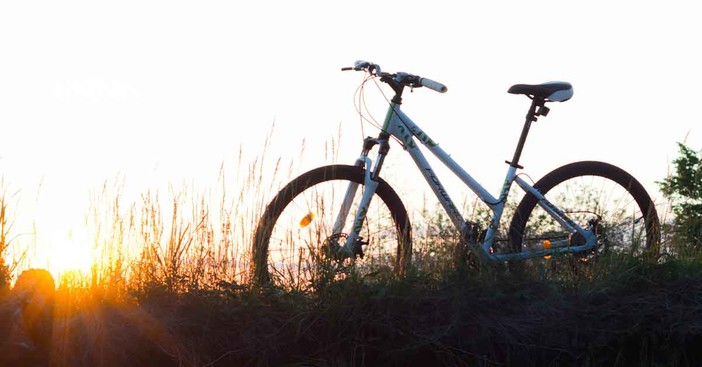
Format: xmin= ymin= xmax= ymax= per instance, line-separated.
xmin=508 ymin=98 xmax=542 ymax=168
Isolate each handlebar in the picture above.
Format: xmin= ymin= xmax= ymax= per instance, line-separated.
xmin=342 ymin=60 xmax=448 ymax=94
xmin=418 ymin=77 xmax=448 ymax=93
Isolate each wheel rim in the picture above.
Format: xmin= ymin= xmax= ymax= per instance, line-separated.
xmin=262 ymin=178 xmax=405 ymax=290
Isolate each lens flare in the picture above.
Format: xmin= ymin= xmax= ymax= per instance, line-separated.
xmin=299 ymin=212 xmax=315 ymax=228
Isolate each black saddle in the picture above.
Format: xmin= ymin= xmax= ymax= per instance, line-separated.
xmin=508 ymin=82 xmax=573 ymax=102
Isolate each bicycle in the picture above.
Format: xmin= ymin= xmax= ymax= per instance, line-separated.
xmin=253 ymin=60 xmax=660 ymax=288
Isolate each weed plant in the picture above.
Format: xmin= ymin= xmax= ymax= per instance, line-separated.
xmin=0 ymin=181 xmax=21 ymax=293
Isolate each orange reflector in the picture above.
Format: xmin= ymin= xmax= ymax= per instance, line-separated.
xmin=299 ymin=212 xmax=315 ymax=228
xmin=543 ymin=240 xmax=552 ymax=259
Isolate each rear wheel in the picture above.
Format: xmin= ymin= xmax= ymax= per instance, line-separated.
xmin=253 ymin=165 xmax=412 ymax=289
xmin=508 ymin=161 xmax=660 ymax=261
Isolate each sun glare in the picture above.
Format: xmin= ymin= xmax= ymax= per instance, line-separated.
xmin=41 ymin=228 xmax=95 ymax=281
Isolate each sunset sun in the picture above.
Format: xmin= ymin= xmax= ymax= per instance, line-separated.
xmin=42 ymin=228 xmax=95 ymax=280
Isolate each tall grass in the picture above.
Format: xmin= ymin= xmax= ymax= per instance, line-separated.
xmin=0 ymin=185 xmax=11 ymax=291
xmin=1 ymin=128 xmax=702 ymax=366
xmin=0 ymin=180 xmax=25 ymax=292
xmin=82 ymin=153 xmax=270 ymax=295
xmin=20 ymin=124 xmax=323 ymax=295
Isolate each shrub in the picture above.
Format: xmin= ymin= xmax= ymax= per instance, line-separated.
xmin=658 ymin=142 xmax=702 ymax=254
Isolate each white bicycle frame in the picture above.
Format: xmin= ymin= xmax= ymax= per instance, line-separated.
xmin=337 ymin=101 xmax=598 ymax=261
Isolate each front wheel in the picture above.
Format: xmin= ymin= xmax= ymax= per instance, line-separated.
xmin=253 ymin=165 xmax=412 ymax=289
xmin=508 ymin=161 xmax=660 ymax=259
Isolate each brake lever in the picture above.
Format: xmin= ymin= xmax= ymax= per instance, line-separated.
xmin=341 ymin=60 xmax=381 ymax=75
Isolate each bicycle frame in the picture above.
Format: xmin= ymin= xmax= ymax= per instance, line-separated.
xmin=338 ymin=100 xmax=598 ymax=261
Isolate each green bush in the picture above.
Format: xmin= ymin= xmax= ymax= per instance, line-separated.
xmin=659 ymin=142 xmax=702 ymax=254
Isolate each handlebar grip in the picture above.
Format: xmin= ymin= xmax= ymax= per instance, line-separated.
xmin=419 ymin=78 xmax=448 ymax=93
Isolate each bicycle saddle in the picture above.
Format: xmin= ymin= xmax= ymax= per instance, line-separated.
xmin=508 ymin=82 xmax=573 ymax=102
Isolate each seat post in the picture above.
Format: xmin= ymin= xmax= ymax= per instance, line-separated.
xmin=507 ymin=97 xmax=546 ymax=169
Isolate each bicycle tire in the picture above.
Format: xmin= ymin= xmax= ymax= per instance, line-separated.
xmin=253 ymin=165 xmax=412 ymax=288
xmin=508 ymin=161 xmax=660 ymax=258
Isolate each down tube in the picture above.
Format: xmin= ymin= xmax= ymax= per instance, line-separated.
xmin=391 ymin=108 xmax=498 ymax=205
xmin=404 ymin=141 xmax=466 ymax=231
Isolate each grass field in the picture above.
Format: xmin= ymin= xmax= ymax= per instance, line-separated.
xmin=1 ymin=141 xmax=700 ymax=366
xmin=2 ymin=253 xmax=702 ymax=366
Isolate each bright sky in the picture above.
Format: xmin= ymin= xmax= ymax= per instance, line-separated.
xmin=1 ymin=1 xmax=700 ymax=273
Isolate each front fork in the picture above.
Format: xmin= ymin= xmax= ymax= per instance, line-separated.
xmin=333 ymin=136 xmax=389 ymax=259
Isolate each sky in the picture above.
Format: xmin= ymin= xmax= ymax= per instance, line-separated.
xmin=1 ymin=1 xmax=700 ymax=272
